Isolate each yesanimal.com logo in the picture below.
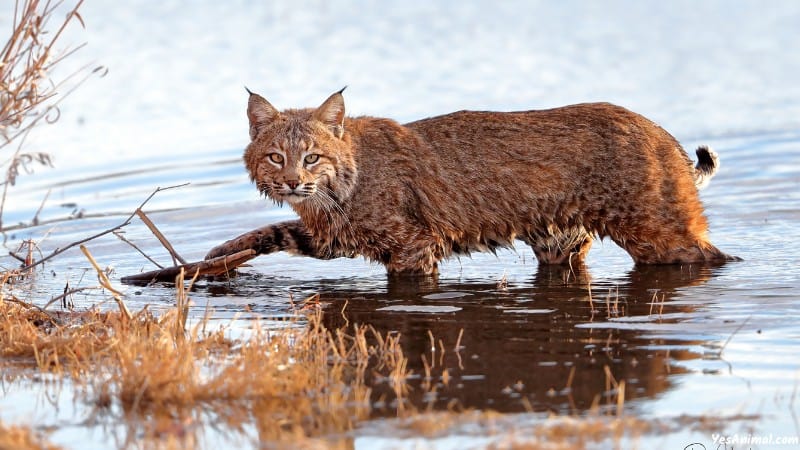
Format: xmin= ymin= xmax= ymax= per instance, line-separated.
xmin=685 ymin=433 xmax=800 ymax=449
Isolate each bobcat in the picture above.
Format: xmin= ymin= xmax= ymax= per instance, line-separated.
xmin=206 ymin=88 xmax=737 ymax=276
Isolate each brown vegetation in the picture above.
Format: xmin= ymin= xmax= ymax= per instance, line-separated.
xmin=0 ymin=0 xmax=104 ymax=229
xmin=0 ymin=273 xmax=412 ymax=446
xmin=2 ymin=263 xmax=757 ymax=448
xmin=0 ymin=290 xmax=649 ymax=449
xmin=0 ymin=421 xmax=61 ymax=450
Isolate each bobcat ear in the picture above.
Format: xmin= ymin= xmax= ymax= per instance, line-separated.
xmin=312 ymin=87 xmax=346 ymax=138
xmin=246 ymin=88 xmax=279 ymax=140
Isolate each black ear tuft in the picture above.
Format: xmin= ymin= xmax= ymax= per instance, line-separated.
xmin=312 ymin=90 xmax=346 ymax=138
xmin=247 ymin=91 xmax=280 ymax=141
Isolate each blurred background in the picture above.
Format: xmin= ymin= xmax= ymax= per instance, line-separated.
xmin=23 ymin=0 xmax=800 ymax=173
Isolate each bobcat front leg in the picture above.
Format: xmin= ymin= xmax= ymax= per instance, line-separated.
xmin=205 ymin=219 xmax=328 ymax=260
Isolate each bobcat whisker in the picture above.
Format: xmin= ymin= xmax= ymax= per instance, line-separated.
xmin=298 ymin=177 xmax=347 ymax=227
xmin=256 ymin=181 xmax=274 ymax=199
xmin=299 ymin=184 xmax=317 ymax=196
xmin=314 ymin=187 xmax=353 ymax=234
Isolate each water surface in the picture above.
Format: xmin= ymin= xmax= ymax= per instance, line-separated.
xmin=3 ymin=128 xmax=799 ymax=448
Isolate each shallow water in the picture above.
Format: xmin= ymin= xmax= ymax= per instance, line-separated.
xmin=2 ymin=1 xmax=800 ymax=449
xmin=5 ymin=126 xmax=800 ymax=450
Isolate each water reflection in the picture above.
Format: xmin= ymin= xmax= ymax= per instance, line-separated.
xmin=319 ymin=263 xmax=725 ymax=416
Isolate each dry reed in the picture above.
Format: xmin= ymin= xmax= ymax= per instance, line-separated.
xmin=0 ymin=271 xmax=726 ymax=448
xmin=0 ymin=421 xmax=61 ymax=450
xmin=0 ymin=275 xmax=414 ymax=446
xmin=0 ymin=0 xmax=103 ymax=229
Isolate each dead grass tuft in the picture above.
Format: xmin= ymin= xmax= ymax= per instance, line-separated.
xmin=0 ymin=279 xmax=414 ymax=446
xmin=0 ymin=421 xmax=61 ymax=450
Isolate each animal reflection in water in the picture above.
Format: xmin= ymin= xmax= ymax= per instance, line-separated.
xmin=320 ymin=264 xmax=722 ymax=415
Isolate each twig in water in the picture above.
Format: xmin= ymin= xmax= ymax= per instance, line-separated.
xmin=17 ymin=183 xmax=188 ymax=272
xmin=454 ymin=328 xmax=464 ymax=351
xmin=135 ymin=209 xmax=187 ymax=266
xmin=565 ymin=365 xmax=576 ymax=391
xmin=8 ymin=238 xmax=43 ymax=270
xmin=31 ymin=188 xmax=51 ymax=226
xmin=113 ymin=230 xmax=163 ymax=269
xmin=427 ymin=329 xmax=436 ymax=369
xmin=340 ymin=299 xmax=349 ymax=328
xmin=174 ymin=267 xmax=199 ymax=338
xmin=119 ymin=249 xmax=256 ymax=284
xmin=42 ymin=285 xmax=101 ymax=311
xmin=454 ymin=328 xmax=464 ymax=370
xmin=716 ymin=315 xmax=752 ymax=358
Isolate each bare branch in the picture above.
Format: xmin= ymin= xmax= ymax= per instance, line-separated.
xmin=121 ymin=250 xmax=256 ymax=284
xmin=135 ymin=209 xmax=188 ymax=266
xmin=41 ymin=285 xmax=101 ymax=310
xmin=112 ymin=230 xmax=164 ymax=269
xmin=16 ymin=183 xmax=188 ymax=271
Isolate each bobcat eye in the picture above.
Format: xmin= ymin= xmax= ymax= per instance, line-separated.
xmin=304 ymin=154 xmax=320 ymax=165
xmin=267 ymin=153 xmax=284 ymax=165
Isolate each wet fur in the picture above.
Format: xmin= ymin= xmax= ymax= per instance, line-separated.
xmin=206 ymin=90 xmax=737 ymax=276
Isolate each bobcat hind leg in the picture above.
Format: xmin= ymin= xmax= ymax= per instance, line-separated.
xmin=606 ymin=212 xmax=741 ymax=265
xmin=620 ymin=237 xmax=740 ymax=265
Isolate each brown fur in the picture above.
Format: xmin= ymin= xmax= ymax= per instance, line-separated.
xmin=206 ymin=90 xmax=738 ymax=276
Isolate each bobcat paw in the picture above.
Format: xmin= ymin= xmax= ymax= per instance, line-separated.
xmin=205 ymin=243 xmax=235 ymax=260
xmin=206 ymin=233 xmax=261 ymax=260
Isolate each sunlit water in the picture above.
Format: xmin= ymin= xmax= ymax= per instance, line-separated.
xmin=1 ymin=1 xmax=800 ymax=449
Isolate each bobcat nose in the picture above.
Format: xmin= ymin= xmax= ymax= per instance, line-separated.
xmin=285 ymin=180 xmax=300 ymax=190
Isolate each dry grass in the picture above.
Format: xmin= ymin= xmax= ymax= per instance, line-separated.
xmin=0 ymin=253 xmax=678 ymax=449
xmin=0 ymin=421 xmax=60 ymax=450
xmin=488 ymin=415 xmax=655 ymax=450
xmin=0 ymin=0 xmax=102 ymax=228
xmin=0 ymin=271 xmax=759 ymax=449
xmin=0 ymin=274 xmax=414 ymax=447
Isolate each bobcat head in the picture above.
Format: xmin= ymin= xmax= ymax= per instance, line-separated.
xmin=243 ymin=88 xmax=357 ymax=207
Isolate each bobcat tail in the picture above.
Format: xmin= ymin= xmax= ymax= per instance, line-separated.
xmin=693 ymin=145 xmax=719 ymax=189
